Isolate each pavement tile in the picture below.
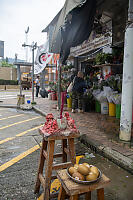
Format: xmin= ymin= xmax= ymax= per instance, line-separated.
xmin=128 ymin=154 xmax=133 ymax=159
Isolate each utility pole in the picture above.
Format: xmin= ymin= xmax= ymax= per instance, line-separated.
xmin=57 ymin=60 xmax=61 ymax=111
xmin=15 ymin=54 xmax=22 ymax=96
xmin=22 ymin=42 xmax=37 ymax=103
xmin=120 ymin=0 xmax=133 ymax=141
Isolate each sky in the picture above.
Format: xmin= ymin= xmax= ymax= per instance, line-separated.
xmin=0 ymin=0 xmax=65 ymax=61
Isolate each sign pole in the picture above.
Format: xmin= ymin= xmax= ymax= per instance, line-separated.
xmin=22 ymin=42 xmax=37 ymax=103
xmin=32 ymin=47 xmax=35 ymax=103
xmin=57 ymin=60 xmax=61 ymax=111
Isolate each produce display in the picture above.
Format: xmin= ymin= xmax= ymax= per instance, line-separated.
xmin=68 ymin=163 xmax=101 ymax=184
xmin=42 ymin=113 xmax=59 ymax=135
xmin=41 ymin=112 xmax=78 ymax=136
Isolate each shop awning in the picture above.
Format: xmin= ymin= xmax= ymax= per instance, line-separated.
xmin=50 ymin=0 xmax=97 ymax=64
xmin=49 ymin=0 xmax=88 ymax=53
xmin=47 ymin=0 xmax=128 ymax=64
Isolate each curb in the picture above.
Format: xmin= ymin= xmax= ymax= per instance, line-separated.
xmin=79 ymin=134 xmax=133 ymax=175
xmin=32 ymin=106 xmax=47 ymax=117
xmin=0 ymin=104 xmax=18 ymax=109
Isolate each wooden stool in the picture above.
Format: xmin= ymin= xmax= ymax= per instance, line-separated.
xmin=57 ymin=169 xmax=110 ymax=200
xmin=34 ymin=128 xmax=80 ymax=200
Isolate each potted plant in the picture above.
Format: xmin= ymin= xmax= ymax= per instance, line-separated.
xmin=95 ymin=53 xmax=105 ymax=65
xmin=106 ymin=76 xmax=118 ymax=91
xmin=103 ymin=53 xmax=113 ymax=64
xmin=95 ymin=53 xmax=113 ymax=65
xmin=48 ymin=81 xmax=57 ymax=100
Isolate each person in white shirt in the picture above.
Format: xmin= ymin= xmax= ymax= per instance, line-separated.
xmin=35 ymin=75 xmax=40 ymax=97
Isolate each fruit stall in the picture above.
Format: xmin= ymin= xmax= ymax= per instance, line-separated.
xmin=34 ymin=112 xmax=110 ymax=199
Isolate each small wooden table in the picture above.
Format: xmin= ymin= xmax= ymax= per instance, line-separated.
xmin=57 ymin=169 xmax=110 ymax=200
xmin=34 ymin=128 xmax=80 ymax=200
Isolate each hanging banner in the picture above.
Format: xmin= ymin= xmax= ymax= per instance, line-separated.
xmin=48 ymin=54 xmax=60 ymax=65
xmin=34 ymin=41 xmax=53 ymax=74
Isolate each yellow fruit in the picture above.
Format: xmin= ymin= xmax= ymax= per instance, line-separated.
xmin=90 ymin=166 xmax=99 ymax=176
xmin=74 ymin=164 xmax=79 ymax=170
xmin=83 ymin=163 xmax=90 ymax=170
xmin=78 ymin=164 xmax=90 ymax=176
xmin=72 ymin=172 xmax=85 ymax=181
xmin=86 ymin=172 xmax=98 ymax=181
xmin=68 ymin=167 xmax=77 ymax=176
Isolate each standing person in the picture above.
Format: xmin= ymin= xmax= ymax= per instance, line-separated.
xmin=72 ymin=71 xmax=86 ymax=113
xmin=70 ymin=68 xmax=77 ymax=82
xmin=35 ymin=75 xmax=40 ymax=97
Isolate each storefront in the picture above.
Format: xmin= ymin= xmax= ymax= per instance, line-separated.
xmin=66 ymin=15 xmax=124 ymax=117
xmin=43 ymin=0 xmax=132 ymax=141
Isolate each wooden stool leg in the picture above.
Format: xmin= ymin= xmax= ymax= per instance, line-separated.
xmin=97 ymin=188 xmax=104 ymax=200
xmin=68 ymin=138 xmax=76 ymax=164
xmin=34 ymin=139 xmax=47 ymax=194
xmin=44 ymin=140 xmax=55 ymax=200
xmin=58 ymin=185 xmax=67 ymax=200
xmin=62 ymin=139 xmax=67 ymax=162
xmin=85 ymin=191 xmax=91 ymax=200
xmin=69 ymin=195 xmax=78 ymax=200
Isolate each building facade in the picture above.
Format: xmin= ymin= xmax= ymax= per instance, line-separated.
xmin=0 ymin=67 xmax=17 ymax=81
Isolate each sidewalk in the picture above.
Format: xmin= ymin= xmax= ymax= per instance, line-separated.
xmin=0 ymin=96 xmax=133 ymax=174
xmin=33 ymin=98 xmax=133 ymax=174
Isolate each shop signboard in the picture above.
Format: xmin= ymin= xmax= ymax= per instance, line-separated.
xmin=70 ymin=34 xmax=112 ymax=57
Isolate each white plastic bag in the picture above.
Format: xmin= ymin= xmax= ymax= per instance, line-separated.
xmin=93 ymin=90 xmax=107 ymax=103
xmin=67 ymin=82 xmax=73 ymax=93
xmin=112 ymin=93 xmax=121 ymax=104
xmin=67 ymin=77 xmax=76 ymax=93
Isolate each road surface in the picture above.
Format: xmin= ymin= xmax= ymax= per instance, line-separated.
xmin=0 ymin=108 xmax=133 ymax=200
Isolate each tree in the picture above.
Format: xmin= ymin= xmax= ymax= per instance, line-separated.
xmin=0 ymin=60 xmax=14 ymax=68
xmin=6 ymin=57 xmax=8 ymax=63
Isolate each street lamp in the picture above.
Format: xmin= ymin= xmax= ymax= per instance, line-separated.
xmin=25 ymin=26 xmax=29 ymax=62
xmin=22 ymin=42 xmax=37 ymax=103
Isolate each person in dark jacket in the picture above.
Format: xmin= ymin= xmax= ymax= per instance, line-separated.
xmin=35 ymin=75 xmax=40 ymax=97
xmin=70 ymin=68 xmax=77 ymax=82
xmin=72 ymin=71 xmax=86 ymax=113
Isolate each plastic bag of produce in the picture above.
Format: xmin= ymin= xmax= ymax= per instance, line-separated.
xmin=96 ymin=91 xmax=107 ymax=103
xmin=92 ymin=89 xmax=101 ymax=100
xmin=103 ymin=86 xmax=112 ymax=95
xmin=112 ymin=93 xmax=121 ymax=104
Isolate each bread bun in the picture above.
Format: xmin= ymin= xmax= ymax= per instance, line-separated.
xmin=72 ymin=172 xmax=85 ymax=181
xmin=90 ymin=166 xmax=99 ymax=176
xmin=68 ymin=167 xmax=77 ymax=176
xmin=78 ymin=164 xmax=90 ymax=176
xmin=83 ymin=163 xmax=90 ymax=170
xmin=86 ymin=172 xmax=98 ymax=181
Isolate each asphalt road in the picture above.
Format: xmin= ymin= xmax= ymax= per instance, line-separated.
xmin=0 ymin=90 xmax=32 ymax=100
xmin=0 ymin=108 xmax=133 ymax=200
xmin=0 ymin=108 xmax=44 ymax=200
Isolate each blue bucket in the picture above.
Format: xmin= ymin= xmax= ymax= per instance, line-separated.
xmin=27 ymin=100 xmax=31 ymax=104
